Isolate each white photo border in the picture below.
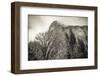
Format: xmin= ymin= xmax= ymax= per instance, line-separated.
xmin=20 ymin=6 xmax=95 ymax=70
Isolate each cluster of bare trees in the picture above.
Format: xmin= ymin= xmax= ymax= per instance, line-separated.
xmin=28 ymin=21 xmax=88 ymax=60
xmin=28 ymin=31 xmax=55 ymax=60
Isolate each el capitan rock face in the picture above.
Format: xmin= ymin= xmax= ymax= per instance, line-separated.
xmin=28 ymin=20 xmax=88 ymax=60
xmin=46 ymin=21 xmax=69 ymax=59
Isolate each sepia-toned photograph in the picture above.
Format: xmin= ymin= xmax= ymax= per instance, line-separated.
xmin=28 ymin=15 xmax=88 ymax=60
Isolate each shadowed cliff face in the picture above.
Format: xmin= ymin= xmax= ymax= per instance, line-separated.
xmin=28 ymin=20 xmax=88 ymax=60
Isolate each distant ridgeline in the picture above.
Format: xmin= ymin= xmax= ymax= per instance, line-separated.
xmin=28 ymin=21 xmax=88 ymax=60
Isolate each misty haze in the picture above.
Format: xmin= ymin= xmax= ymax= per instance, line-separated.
xmin=28 ymin=15 xmax=88 ymax=60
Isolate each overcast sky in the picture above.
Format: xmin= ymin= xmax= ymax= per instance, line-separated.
xmin=28 ymin=15 xmax=88 ymax=42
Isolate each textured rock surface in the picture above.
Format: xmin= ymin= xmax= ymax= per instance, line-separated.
xmin=28 ymin=20 xmax=88 ymax=60
xmin=46 ymin=21 xmax=69 ymax=59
